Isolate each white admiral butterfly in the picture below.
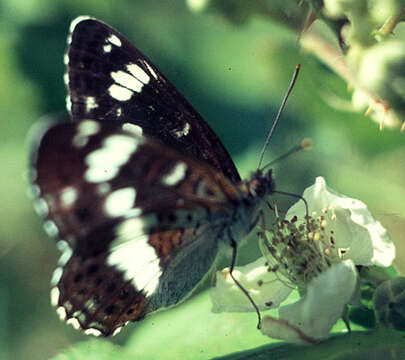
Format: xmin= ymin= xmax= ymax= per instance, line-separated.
xmin=29 ymin=16 xmax=277 ymax=337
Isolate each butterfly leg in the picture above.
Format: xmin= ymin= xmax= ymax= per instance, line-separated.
xmin=227 ymin=229 xmax=262 ymax=329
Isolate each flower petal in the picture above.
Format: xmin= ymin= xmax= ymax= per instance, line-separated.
xmin=260 ymin=316 xmax=319 ymax=345
xmin=275 ymin=260 xmax=358 ymax=341
xmin=333 ymin=197 xmax=395 ymax=266
xmin=210 ymin=257 xmax=293 ymax=313
xmin=286 ymin=177 xmax=341 ymax=217
xmin=286 ymin=177 xmax=395 ymax=267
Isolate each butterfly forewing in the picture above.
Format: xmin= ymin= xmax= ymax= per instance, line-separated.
xmin=31 ymin=120 xmax=245 ymax=335
xmin=66 ymin=17 xmax=240 ymax=183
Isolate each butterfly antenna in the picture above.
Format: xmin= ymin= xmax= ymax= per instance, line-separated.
xmin=261 ymin=138 xmax=313 ymax=171
xmin=257 ymin=64 xmax=301 ymax=170
xmin=229 ymin=239 xmax=262 ymax=329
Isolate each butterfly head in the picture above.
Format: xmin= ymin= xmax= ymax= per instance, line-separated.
xmin=246 ymin=169 xmax=275 ymax=199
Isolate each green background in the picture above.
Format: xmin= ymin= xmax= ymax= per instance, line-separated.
xmin=0 ymin=1 xmax=404 ymax=359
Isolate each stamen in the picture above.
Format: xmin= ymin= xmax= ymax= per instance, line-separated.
xmin=258 ymin=207 xmax=346 ymax=289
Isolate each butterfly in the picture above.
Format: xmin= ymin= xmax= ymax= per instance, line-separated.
xmin=29 ymin=16 xmax=275 ymax=337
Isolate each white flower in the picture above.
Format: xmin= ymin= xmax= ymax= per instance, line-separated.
xmin=211 ymin=256 xmax=293 ymax=313
xmin=211 ymin=176 xmax=395 ymax=343
xmin=285 ymin=177 xmax=395 ymax=268
xmin=260 ymin=260 xmax=358 ymax=344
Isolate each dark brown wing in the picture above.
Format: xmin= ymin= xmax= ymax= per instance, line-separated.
xmin=30 ymin=119 xmax=243 ymax=336
xmin=65 ymin=16 xmax=240 ymax=183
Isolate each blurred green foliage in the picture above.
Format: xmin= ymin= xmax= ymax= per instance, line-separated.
xmin=0 ymin=1 xmax=404 ymax=359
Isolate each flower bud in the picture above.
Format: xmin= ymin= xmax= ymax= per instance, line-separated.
xmin=373 ymin=277 xmax=405 ymax=331
xmin=357 ymin=40 xmax=405 ymax=113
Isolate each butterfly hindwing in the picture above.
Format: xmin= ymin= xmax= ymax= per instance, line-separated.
xmin=51 ymin=223 xmax=222 ymax=336
xmin=31 ymin=120 xmax=240 ymax=241
xmin=66 ymin=16 xmax=240 ymax=183
xmin=51 ymin=235 xmax=149 ymax=337
xmin=30 ymin=120 xmax=243 ymax=335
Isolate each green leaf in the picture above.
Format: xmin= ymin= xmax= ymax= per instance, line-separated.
xmin=124 ymin=291 xmax=279 ymax=359
xmin=51 ymin=340 xmax=125 ymax=360
xmin=213 ymin=329 xmax=405 ymax=360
